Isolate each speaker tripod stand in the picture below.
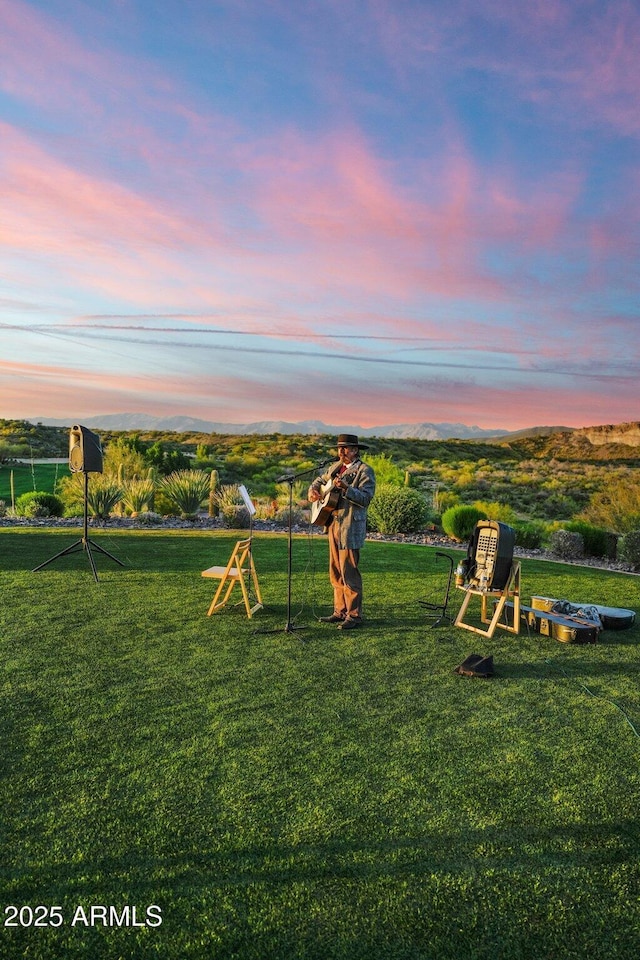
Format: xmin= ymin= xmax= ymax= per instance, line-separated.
xmin=33 ymin=472 xmax=125 ymax=583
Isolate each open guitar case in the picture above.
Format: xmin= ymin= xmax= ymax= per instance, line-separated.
xmin=530 ymin=596 xmax=636 ymax=631
xmin=495 ymin=595 xmax=635 ymax=643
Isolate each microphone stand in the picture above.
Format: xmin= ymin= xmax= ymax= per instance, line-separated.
xmin=256 ymin=459 xmax=332 ymax=637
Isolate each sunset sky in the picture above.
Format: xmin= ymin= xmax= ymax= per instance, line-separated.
xmin=1 ymin=0 xmax=639 ymax=431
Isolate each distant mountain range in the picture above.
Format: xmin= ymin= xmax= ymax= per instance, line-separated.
xmin=31 ymin=413 xmax=574 ymax=441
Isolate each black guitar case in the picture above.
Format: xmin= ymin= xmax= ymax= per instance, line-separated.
xmin=497 ymin=601 xmax=600 ymax=644
xmin=530 ymin=596 xmax=636 ymax=631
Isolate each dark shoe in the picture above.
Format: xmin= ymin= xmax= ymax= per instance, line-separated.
xmin=319 ymin=613 xmax=345 ymax=623
xmin=338 ymin=618 xmax=362 ymax=630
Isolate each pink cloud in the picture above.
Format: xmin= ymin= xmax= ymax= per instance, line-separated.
xmin=2 ymin=0 xmax=632 ymax=322
xmin=0 ymin=124 xmax=213 ymax=250
xmin=3 ymin=349 xmax=637 ymax=431
xmin=0 ymin=0 xmax=179 ymax=117
xmin=344 ymin=0 xmax=640 ymax=139
xmin=1 ymin=0 xmax=636 ymax=437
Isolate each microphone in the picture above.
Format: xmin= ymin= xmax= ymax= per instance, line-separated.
xmin=275 ymin=457 xmax=333 ymax=484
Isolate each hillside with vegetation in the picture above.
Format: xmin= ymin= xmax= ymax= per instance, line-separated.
xmin=2 ymin=419 xmax=640 ymax=562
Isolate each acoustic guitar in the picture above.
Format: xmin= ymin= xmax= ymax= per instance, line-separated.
xmin=310 ymin=468 xmax=358 ymax=527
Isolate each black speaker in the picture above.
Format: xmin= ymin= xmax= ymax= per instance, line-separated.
xmin=69 ymin=424 xmax=103 ymax=474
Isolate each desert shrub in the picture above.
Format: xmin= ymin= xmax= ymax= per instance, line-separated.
xmin=473 ymin=500 xmax=518 ymax=525
xmin=211 ymin=484 xmax=259 ymax=528
xmin=102 ymin=437 xmax=147 ymax=481
xmin=441 ymin=504 xmax=487 ymax=542
xmin=580 ymin=479 xmax=640 ymax=534
xmin=562 ymin=521 xmax=617 ymax=559
xmin=57 ymin=474 xmax=123 ymax=519
xmin=57 ymin=472 xmax=122 ymax=518
xmin=14 ymin=491 xmax=64 ymax=518
xmin=550 ymin=529 xmax=584 ymax=560
xmin=618 ymin=531 xmax=640 ymax=570
xmin=121 ymin=478 xmax=156 ymax=516
xmin=433 ymin=489 xmax=459 ymax=515
xmin=134 ymin=511 xmax=162 ymax=525
xmin=513 ymin=520 xmax=548 ymax=550
xmin=153 ymin=492 xmax=179 ymax=517
xmin=366 ymin=453 xmax=405 ymax=486
xmin=213 ymin=484 xmax=244 ymax=526
xmin=367 ymin=484 xmax=428 ymax=534
xmin=228 ymin=507 xmax=253 ymax=529
xmin=273 ymin=506 xmax=306 ymax=526
xmin=276 ymin=480 xmax=307 ymax=512
xmin=158 ymin=470 xmax=210 ymax=520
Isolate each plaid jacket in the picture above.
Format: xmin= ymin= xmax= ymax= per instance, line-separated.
xmin=309 ymin=459 xmax=376 ymax=549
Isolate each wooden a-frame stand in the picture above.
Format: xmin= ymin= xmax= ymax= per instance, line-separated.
xmin=454 ymin=561 xmax=521 ymax=638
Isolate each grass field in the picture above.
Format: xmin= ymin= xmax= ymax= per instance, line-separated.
xmin=1 ymin=528 xmax=639 ymax=959
xmin=0 ymin=463 xmax=66 ymax=506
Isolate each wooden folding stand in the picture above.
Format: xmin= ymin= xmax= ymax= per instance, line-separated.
xmin=202 ymin=537 xmax=263 ymax=619
xmin=454 ymin=561 xmax=521 ymax=638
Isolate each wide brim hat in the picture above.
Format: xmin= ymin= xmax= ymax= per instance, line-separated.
xmin=336 ymin=433 xmax=369 ymax=450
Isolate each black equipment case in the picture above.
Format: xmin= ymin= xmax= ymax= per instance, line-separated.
xmin=497 ymin=601 xmax=600 ymax=644
xmin=530 ymin=596 xmax=636 ymax=631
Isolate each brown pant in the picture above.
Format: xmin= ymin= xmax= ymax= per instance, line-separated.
xmin=328 ymin=522 xmax=363 ymax=620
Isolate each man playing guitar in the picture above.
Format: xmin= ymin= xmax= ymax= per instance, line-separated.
xmin=308 ymin=434 xmax=376 ymax=629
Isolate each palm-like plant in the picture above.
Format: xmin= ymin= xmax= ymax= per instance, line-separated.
xmin=58 ymin=473 xmax=124 ymax=519
xmin=84 ymin=476 xmax=125 ymax=520
xmin=121 ymin=478 xmax=155 ymax=516
xmin=157 ymin=470 xmax=210 ymax=520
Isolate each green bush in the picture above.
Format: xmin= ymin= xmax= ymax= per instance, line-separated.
xmin=14 ymin=490 xmax=64 ymax=518
xmin=562 ymin=520 xmax=617 ymax=559
xmin=366 ymin=453 xmax=405 ymax=486
xmin=152 ymin=492 xmax=179 ymax=517
xmin=433 ymin=490 xmax=459 ymax=515
xmin=367 ymin=484 xmax=428 ymax=534
xmin=473 ymin=500 xmax=518 ymax=525
xmin=618 ymin=530 xmax=640 ymax=570
xmin=441 ymin=504 xmax=487 ymax=542
xmin=514 ymin=520 xmax=548 ymax=550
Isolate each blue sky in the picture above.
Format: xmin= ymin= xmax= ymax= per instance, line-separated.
xmin=1 ymin=0 xmax=638 ymax=429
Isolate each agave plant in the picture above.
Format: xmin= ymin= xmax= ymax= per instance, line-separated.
xmin=121 ymin=478 xmax=155 ymax=516
xmin=84 ymin=476 xmax=125 ymax=520
xmin=157 ymin=470 xmax=210 ymax=520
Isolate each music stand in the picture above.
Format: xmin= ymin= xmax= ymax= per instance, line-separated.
xmin=256 ymin=460 xmax=331 ymax=637
xmin=33 ymin=471 xmax=124 ymax=583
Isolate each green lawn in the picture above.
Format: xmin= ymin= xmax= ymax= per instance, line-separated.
xmin=0 ymin=463 xmax=66 ymax=505
xmin=1 ymin=528 xmax=639 ymax=959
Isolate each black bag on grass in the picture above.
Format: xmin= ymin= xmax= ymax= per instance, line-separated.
xmin=454 ymin=653 xmax=495 ymax=678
